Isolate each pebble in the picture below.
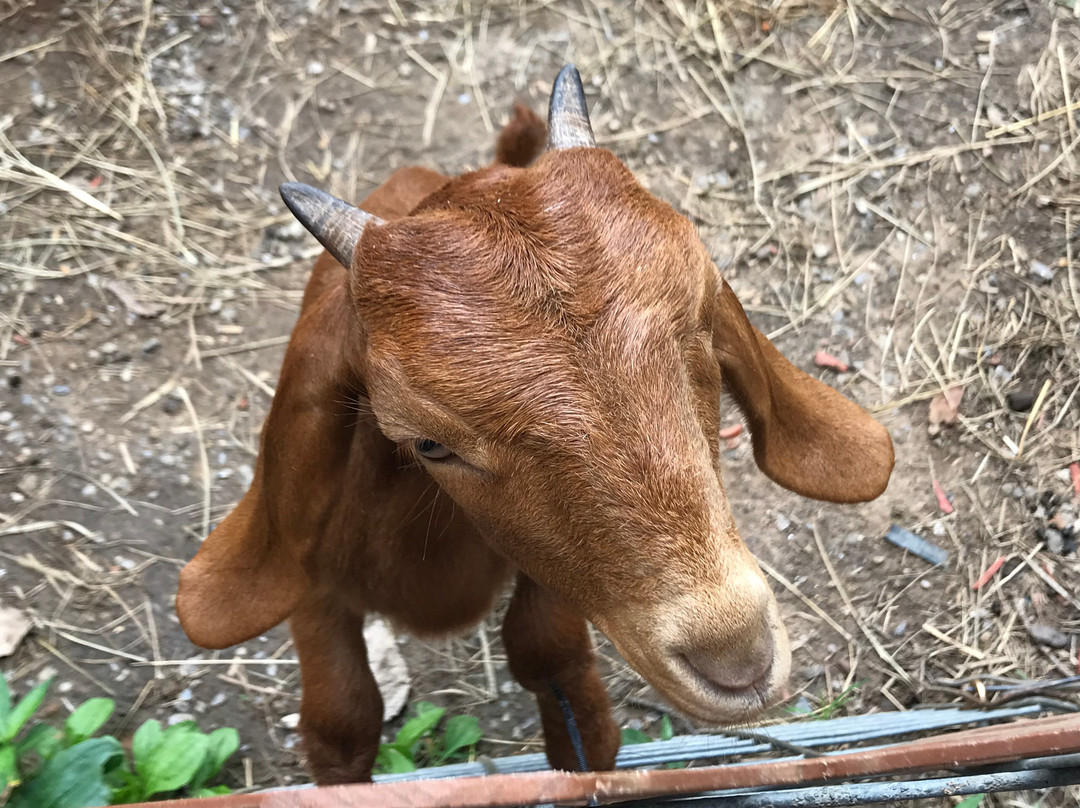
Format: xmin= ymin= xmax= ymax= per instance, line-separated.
xmin=774 ymin=514 xmax=792 ymax=532
xmin=1006 ymin=390 xmax=1036 ymax=412
xmin=53 ymin=385 xmax=70 ymax=396
xmin=281 ymin=713 xmax=301 ymax=730
xmin=210 ymin=692 xmax=227 ymax=707
xmin=142 ymin=337 xmax=161 ymax=354
xmin=168 ymin=713 xmax=196 ymax=725
xmin=1029 ymin=260 xmax=1055 ymax=283
xmin=1044 ymin=528 xmax=1065 ymax=555
xmin=1028 ymin=623 xmax=1069 ymax=649
xmin=812 ymin=242 xmax=831 ymax=259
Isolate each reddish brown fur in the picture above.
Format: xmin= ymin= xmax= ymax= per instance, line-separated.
xmin=177 ymin=102 xmax=893 ymax=784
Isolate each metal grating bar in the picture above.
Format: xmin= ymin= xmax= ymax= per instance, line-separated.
xmin=612 ymin=764 xmax=1080 ymax=807
xmin=372 ymin=703 xmax=1043 ymax=783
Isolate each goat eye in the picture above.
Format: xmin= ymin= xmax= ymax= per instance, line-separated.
xmin=415 ymin=439 xmax=454 ymax=460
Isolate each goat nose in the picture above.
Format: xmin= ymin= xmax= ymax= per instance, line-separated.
xmin=682 ymin=620 xmax=774 ymax=692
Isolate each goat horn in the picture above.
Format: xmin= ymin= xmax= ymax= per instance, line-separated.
xmin=547 ymin=64 xmax=595 ymax=150
xmin=279 ymin=183 xmax=383 ymax=269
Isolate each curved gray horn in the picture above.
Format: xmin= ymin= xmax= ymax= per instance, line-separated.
xmin=279 ymin=182 xmax=383 ymax=269
xmin=547 ymin=64 xmax=595 ymax=150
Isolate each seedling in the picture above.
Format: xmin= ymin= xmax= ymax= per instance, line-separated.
xmin=0 ymin=671 xmax=239 ymax=805
xmin=374 ymin=701 xmax=482 ymax=774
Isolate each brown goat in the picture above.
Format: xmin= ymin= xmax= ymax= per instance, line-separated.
xmin=176 ymin=66 xmax=894 ymax=785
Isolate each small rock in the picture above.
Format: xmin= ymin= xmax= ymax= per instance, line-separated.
xmin=774 ymin=514 xmax=792 ymax=532
xmin=812 ymin=242 xmax=831 ymax=259
xmin=0 ymin=606 xmax=32 ymax=657
xmin=53 ymin=385 xmax=70 ymax=396
xmin=1027 ymin=623 xmax=1069 ymax=649
xmin=800 ymin=664 xmax=825 ymax=680
xmin=167 ymin=713 xmax=196 ymax=726
xmin=1044 ymin=528 xmax=1065 ymax=555
xmin=1029 ymin=260 xmax=1055 ymax=283
xmin=1006 ymin=390 xmax=1037 ymax=412
xmin=162 ymin=395 xmax=181 ymax=415
xmin=893 ymin=621 xmax=908 ymax=636
xmin=365 ymin=619 xmax=410 ymax=722
xmin=280 ymin=712 xmax=301 ymax=730
xmin=141 ymin=337 xmax=161 ymax=354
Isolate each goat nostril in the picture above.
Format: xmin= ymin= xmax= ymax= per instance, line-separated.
xmin=682 ymin=627 xmax=775 ymax=692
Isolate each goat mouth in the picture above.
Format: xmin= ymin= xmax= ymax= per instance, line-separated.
xmin=616 ymin=630 xmax=790 ymax=725
xmin=673 ymin=653 xmax=776 ymax=717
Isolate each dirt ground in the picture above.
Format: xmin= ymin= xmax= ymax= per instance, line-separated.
xmin=2 ymin=0 xmax=1079 ymax=805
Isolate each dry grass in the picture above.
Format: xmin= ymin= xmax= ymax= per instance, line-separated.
xmin=1 ymin=0 xmax=1079 ymax=804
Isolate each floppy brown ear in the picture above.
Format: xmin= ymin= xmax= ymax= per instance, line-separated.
xmin=176 ymin=282 xmax=359 ymax=648
xmin=713 ymin=280 xmax=894 ymax=503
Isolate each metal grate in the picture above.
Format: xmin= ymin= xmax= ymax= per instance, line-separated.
xmin=373 ymin=702 xmax=1046 ymax=783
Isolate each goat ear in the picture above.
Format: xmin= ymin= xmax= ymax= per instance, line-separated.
xmin=177 ymin=282 xmax=357 ymax=648
xmin=713 ymin=280 xmax=894 ymax=503
xmin=280 ymin=183 xmax=383 ymax=269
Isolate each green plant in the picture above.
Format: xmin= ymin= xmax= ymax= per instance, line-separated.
xmin=786 ymin=682 xmax=863 ymax=721
xmin=954 ymin=796 xmax=985 ymax=808
xmin=0 ymin=672 xmax=239 ymax=806
xmin=373 ymin=701 xmax=482 ymax=774
xmin=619 ymin=715 xmax=685 ymax=768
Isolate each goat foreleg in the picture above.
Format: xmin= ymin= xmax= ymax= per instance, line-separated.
xmin=291 ymin=594 xmax=384 ymax=784
xmin=501 ymin=572 xmax=620 ymax=772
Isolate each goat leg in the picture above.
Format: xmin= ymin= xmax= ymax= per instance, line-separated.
xmin=501 ymin=572 xmax=619 ymax=772
xmin=290 ymin=594 xmax=384 ymax=784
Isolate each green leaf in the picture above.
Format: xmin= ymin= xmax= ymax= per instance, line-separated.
xmin=392 ymin=704 xmax=445 ymax=756
xmin=620 ymin=728 xmax=652 ymax=745
xmin=189 ymin=727 xmax=240 ymax=790
xmin=435 ymin=715 xmax=481 ymax=764
xmin=0 ymin=743 xmax=17 ymax=789
xmin=106 ymin=769 xmax=142 ymax=805
xmin=136 ymin=725 xmax=209 ymax=797
xmin=64 ymin=698 xmax=114 ymax=744
xmin=17 ymin=723 xmax=62 ymax=768
xmin=193 ymin=785 xmax=233 ymax=797
xmin=131 ymin=719 xmax=162 ymax=765
xmin=4 ymin=679 xmax=51 ymax=742
xmin=660 ymin=715 xmax=674 ymax=742
xmin=0 ymin=675 xmax=11 ymax=737
xmin=8 ymin=736 xmax=124 ymax=808
xmin=205 ymin=727 xmax=240 ymax=775
xmin=374 ymin=745 xmax=417 ymax=774
xmin=954 ymin=797 xmax=985 ymax=808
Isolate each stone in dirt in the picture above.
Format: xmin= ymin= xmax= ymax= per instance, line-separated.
xmin=0 ymin=606 xmax=31 ymax=657
xmin=365 ymin=618 xmax=410 ymax=722
xmin=1027 ymin=623 xmax=1069 ymax=649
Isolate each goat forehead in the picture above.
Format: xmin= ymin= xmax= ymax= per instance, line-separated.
xmin=363 ymin=154 xmax=708 ymax=326
xmin=367 ymin=309 xmax=702 ymax=454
